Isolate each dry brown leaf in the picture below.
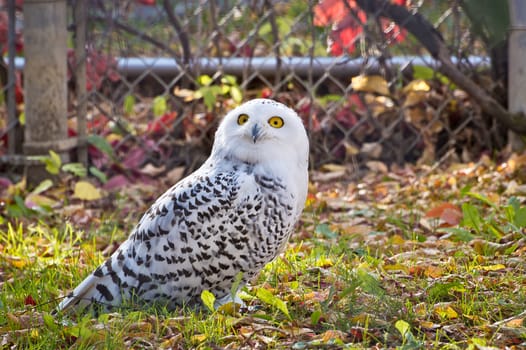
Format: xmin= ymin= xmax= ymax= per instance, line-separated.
xmin=366 ymin=161 xmax=388 ymax=173
xmin=419 ymin=320 xmax=440 ymax=329
xmin=140 ymin=164 xmax=166 ymax=177
xmin=319 ymin=329 xmax=347 ymax=343
xmin=403 ymin=91 xmax=427 ymax=107
xmin=505 ymin=318 xmax=524 ymax=328
xmin=360 ymin=142 xmax=383 ymax=159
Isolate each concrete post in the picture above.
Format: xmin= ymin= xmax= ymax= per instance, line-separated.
xmin=23 ymin=0 xmax=72 ymax=183
xmin=508 ymin=0 xmax=526 ymax=150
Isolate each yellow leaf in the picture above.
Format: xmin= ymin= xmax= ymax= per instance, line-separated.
xmin=351 ymin=75 xmax=390 ymax=95
xmin=8 ymin=177 xmax=26 ymax=196
xmin=414 ymin=302 xmax=427 ymax=317
xmin=25 ymin=194 xmax=57 ymax=208
xmin=73 ymin=181 xmax=102 ymax=200
xmin=105 ymin=133 xmax=122 ymax=143
xmin=434 ymin=304 xmax=458 ymax=319
xmin=382 ymin=263 xmax=408 ymax=272
xmin=191 ymin=334 xmax=207 ymax=344
xmin=217 ymin=301 xmax=240 ymax=315
xmin=5 ymin=256 xmax=27 ymax=269
xmin=320 ymin=329 xmax=346 ymax=343
xmin=315 ymin=257 xmax=333 ymax=268
xmin=479 ymin=264 xmax=506 ymax=271
xmin=402 ymin=79 xmax=431 ymax=94
xmin=389 ymin=234 xmax=405 ymax=245
xmin=425 ymin=266 xmax=444 ymax=278
xmin=351 ymin=312 xmax=370 ymax=323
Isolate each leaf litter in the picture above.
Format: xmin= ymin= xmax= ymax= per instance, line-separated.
xmin=1 ymin=152 xmax=526 ymax=348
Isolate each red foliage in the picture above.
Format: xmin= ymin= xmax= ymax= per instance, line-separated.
xmin=137 ymin=0 xmax=156 ymax=5
xmin=147 ymin=112 xmax=178 ymax=134
xmin=24 ymin=295 xmax=37 ymax=306
xmin=425 ymin=202 xmax=463 ymax=226
xmin=314 ymin=0 xmax=408 ymax=56
xmin=260 ymin=87 xmax=273 ymax=99
xmin=0 ymin=3 xmax=24 ymax=55
xmin=67 ymin=49 xmax=120 ymax=92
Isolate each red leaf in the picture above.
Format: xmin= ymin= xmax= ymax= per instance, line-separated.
xmin=103 ymin=174 xmax=131 ymax=191
xmin=0 ymin=176 xmax=12 ymax=189
xmin=24 ymin=295 xmax=37 ymax=306
xmin=329 ymin=15 xmax=364 ymax=55
xmin=313 ymin=0 xmax=357 ymax=27
xmin=440 ymin=208 xmax=463 ymax=226
xmin=314 ymin=0 xmax=407 ymax=55
xmin=147 ymin=112 xmax=178 ymax=134
xmin=260 ymin=88 xmax=273 ymax=99
xmin=122 ymin=147 xmax=146 ymax=170
xmin=425 ymin=203 xmax=462 ymax=226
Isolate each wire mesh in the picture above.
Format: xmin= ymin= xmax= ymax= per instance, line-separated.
xmin=0 ymin=0 xmax=507 ymax=180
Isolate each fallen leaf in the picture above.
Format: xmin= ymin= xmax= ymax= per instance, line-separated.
xmin=419 ymin=320 xmax=440 ymax=329
xmin=479 ymin=264 xmax=506 ymax=271
xmin=319 ymin=329 xmax=346 ymax=343
xmin=24 ymin=295 xmax=37 ymax=306
xmin=402 ymin=79 xmax=431 ymax=94
xmin=425 ymin=265 xmax=444 ymax=278
xmin=425 ymin=202 xmax=462 ymax=226
xmin=351 ymin=75 xmax=390 ymax=95
xmin=403 ymin=91 xmax=428 ymax=107
xmin=433 ymin=303 xmax=458 ymax=319
xmin=25 ymin=194 xmax=58 ymax=209
xmin=73 ymin=181 xmax=102 ymax=201
xmin=505 ymin=318 xmax=524 ymax=328
xmin=140 ymin=163 xmax=166 ymax=177
xmin=366 ymin=161 xmax=388 ymax=173
xmin=103 ymin=175 xmax=131 ymax=191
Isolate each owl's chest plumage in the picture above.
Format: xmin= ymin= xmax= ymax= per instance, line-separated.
xmin=111 ymin=160 xmax=299 ymax=306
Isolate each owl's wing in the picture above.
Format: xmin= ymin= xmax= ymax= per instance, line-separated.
xmin=55 ymin=169 xmax=261 ymax=313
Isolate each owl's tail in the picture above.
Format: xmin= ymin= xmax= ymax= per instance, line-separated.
xmin=55 ymin=261 xmax=123 ymax=315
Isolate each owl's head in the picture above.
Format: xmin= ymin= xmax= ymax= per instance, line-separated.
xmin=211 ymin=99 xmax=309 ymax=169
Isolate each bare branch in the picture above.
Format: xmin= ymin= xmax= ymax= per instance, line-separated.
xmin=90 ymin=14 xmax=179 ymax=58
xmin=162 ymin=0 xmax=192 ymax=66
xmin=355 ymin=0 xmax=526 ymax=134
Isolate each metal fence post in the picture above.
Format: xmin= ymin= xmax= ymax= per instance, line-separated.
xmin=74 ymin=0 xmax=88 ymax=167
xmin=6 ymin=0 xmax=17 ymax=156
xmin=23 ymin=0 xmax=71 ymax=184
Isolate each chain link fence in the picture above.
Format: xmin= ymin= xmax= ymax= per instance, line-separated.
xmin=0 ymin=0 xmax=507 ymax=180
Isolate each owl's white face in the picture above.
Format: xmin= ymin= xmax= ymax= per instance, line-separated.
xmin=211 ymin=99 xmax=309 ymax=169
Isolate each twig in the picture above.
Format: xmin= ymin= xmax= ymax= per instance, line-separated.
xmin=354 ymin=0 xmax=526 ymax=134
xmin=265 ymin=0 xmax=282 ymax=89
xmin=89 ymin=14 xmax=180 ymax=59
xmin=162 ymin=0 xmax=192 ymax=66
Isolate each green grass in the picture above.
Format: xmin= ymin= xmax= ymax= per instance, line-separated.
xmin=2 ymin=158 xmax=526 ymax=348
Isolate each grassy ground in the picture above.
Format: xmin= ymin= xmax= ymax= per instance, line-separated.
xmin=1 ymin=154 xmax=526 ymax=349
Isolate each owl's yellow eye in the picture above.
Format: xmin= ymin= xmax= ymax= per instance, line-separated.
xmin=268 ymin=116 xmax=284 ymax=128
xmin=237 ymin=114 xmax=249 ymax=125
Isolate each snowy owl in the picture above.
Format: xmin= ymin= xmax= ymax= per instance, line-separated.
xmin=56 ymin=99 xmax=309 ymax=313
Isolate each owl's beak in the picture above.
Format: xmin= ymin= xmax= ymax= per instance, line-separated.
xmin=251 ymin=123 xmax=262 ymax=143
